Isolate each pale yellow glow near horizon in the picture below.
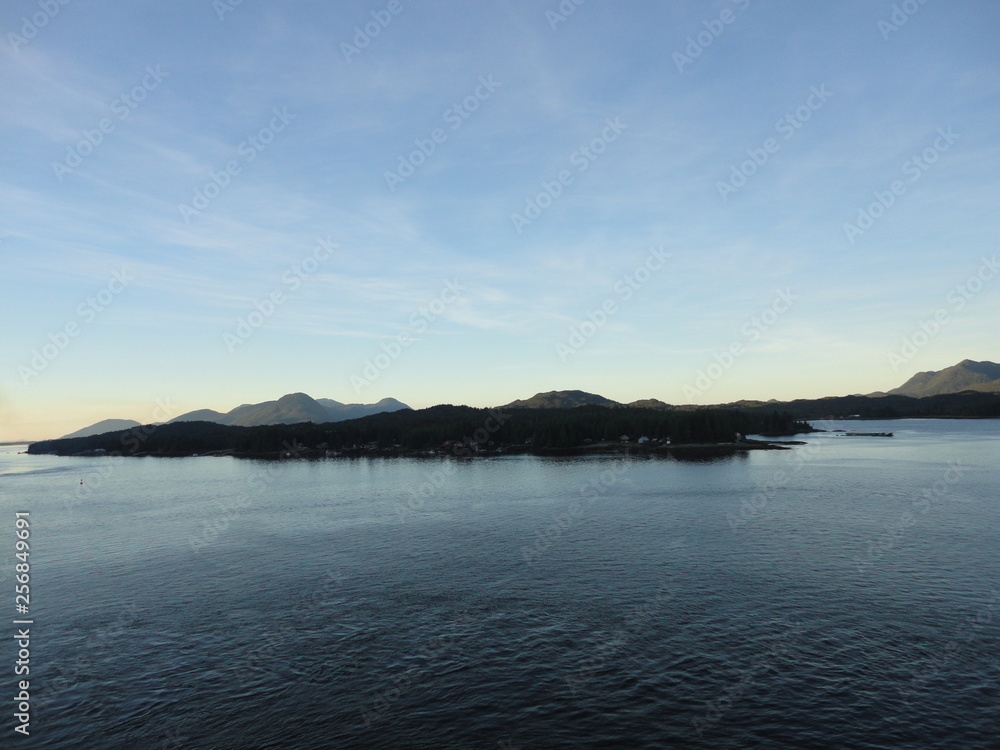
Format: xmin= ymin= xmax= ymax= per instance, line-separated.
xmin=0 ymin=370 xmax=901 ymax=444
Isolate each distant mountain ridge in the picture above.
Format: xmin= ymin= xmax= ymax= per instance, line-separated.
xmin=55 ymin=360 xmax=999 ymax=441
xmin=503 ymin=390 xmax=673 ymax=410
xmin=168 ymin=393 xmax=411 ymax=427
xmin=884 ymin=359 xmax=1000 ymax=398
xmin=627 ymin=398 xmax=671 ymax=410
xmin=502 ymin=364 xmax=1000 ymax=413
xmin=504 ymin=390 xmax=619 ymax=409
xmin=61 ymin=394 xmax=411 ymax=439
xmin=61 ymin=419 xmax=142 ymax=439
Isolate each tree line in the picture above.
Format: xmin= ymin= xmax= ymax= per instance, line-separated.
xmin=28 ymin=405 xmax=809 ymax=456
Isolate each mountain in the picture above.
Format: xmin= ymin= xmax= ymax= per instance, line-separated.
xmin=168 ymin=393 xmax=412 ymax=427
xmin=886 ymin=359 xmax=1000 ymax=398
xmin=628 ymin=399 xmax=671 ymax=410
xmin=223 ymin=393 xmax=334 ymax=427
xmin=505 ymin=390 xmax=621 ymax=409
xmin=169 ymin=409 xmax=227 ymax=423
xmin=968 ymin=380 xmax=1000 ymax=393
xmin=61 ymin=419 xmax=141 ymax=439
xmin=316 ymin=397 xmax=412 ymax=421
xmin=505 ymin=391 xmax=677 ymax=410
xmin=737 ymin=390 xmax=1000 ymax=420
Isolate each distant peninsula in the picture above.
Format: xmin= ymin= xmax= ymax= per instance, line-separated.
xmin=27 ymin=359 xmax=1000 ymax=460
xmin=30 ymin=403 xmax=810 ymax=459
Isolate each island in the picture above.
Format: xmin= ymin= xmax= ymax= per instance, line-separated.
xmin=27 ymin=405 xmax=812 ymax=460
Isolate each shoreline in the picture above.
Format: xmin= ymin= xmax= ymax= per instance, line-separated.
xmin=53 ymin=438 xmax=804 ymax=461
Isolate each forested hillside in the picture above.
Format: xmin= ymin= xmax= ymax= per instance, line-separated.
xmin=28 ymin=405 xmax=806 ymax=457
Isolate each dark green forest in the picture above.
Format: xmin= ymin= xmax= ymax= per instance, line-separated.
xmin=28 ymin=390 xmax=999 ymax=459
xmin=733 ymin=390 xmax=1000 ymax=420
xmin=28 ymin=405 xmax=806 ymax=457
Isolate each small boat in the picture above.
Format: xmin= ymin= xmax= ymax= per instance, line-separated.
xmin=840 ymin=432 xmax=893 ymax=437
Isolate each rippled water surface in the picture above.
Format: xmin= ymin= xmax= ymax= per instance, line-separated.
xmin=1 ymin=418 xmax=998 ymax=748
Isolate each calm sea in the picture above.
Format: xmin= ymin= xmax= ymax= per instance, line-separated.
xmin=1 ymin=419 xmax=998 ymax=749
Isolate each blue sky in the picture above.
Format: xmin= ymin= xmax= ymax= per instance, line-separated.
xmin=2 ymin=0 xmax=998 ymax=440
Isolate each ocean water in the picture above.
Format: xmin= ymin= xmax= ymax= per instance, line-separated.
xmin=1 ymin=418 xmax=998 ymax=749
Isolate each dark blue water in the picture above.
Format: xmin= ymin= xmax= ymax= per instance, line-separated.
xmin=1 ymin=419 xmax=998 ymax=748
